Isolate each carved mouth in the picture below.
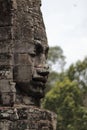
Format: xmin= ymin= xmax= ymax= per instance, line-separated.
xmin=30 ymin=80 xmax=45 ymax=97
xmin=31 ymin=80 xmax=45 ymax=88
xmin=32 ymin=76 xmax=47 ymax=90
xmin=32 ymin=77 xmax=47 ymax=84
xmin=31 ymin=77 xmax=46 ymax=92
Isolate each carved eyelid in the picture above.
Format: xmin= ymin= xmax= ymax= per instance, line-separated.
xmin=29 ymin=52 xmax=36 ymax=56
xmin=28 ymin=48 xmax=36 ymax=57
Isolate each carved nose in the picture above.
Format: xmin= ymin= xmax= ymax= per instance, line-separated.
xmin=43 ymin=64 xmax=49 ymax=70
xmin=37 ymin=64 xmax=49 ymax=69
xmin=37 ymin=69 xmax=49 ymax=76
xmin=36 ymin=64 xmax=49 ymax=76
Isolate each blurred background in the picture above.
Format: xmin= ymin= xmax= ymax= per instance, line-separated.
xmin=41 ymin=1 xmax=87 ymax=130
xmin=42 ymin=0 xmax=87 ymax=68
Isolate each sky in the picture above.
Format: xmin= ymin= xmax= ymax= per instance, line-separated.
xmin=41 ymin=0 xmax=87 ymax=68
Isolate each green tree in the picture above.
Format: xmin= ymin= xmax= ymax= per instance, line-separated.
xmin=46 ymin=46 xmax=66 ymax=92
xmin=66 ymin=57 xmax=87 ymax=108
xmin=67 ymin=57 xmax=87 ymax=91
xmin=43 ymin=78 xmax=87 ymax=130
xmin=47 ymin=46 xmax=66 ymax=72
xmin=44 ymin=46 xmax=87 ymax=130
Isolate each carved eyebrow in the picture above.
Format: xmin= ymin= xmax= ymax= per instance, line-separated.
xmin=34 ymin=40 xmax=49 ymax=53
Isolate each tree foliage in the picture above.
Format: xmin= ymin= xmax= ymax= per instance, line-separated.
xmin=43 ymin=46 xmax=87 ymax=130
xmin=46 ymin=46 xmax=66 ymax=93
xmin=47 ymin=46 xmax=66 ymax=72
xmin=67 ymin=57 xmax=87 ymax=91
xmin=43 ymin=78 xmax=87 ymax=130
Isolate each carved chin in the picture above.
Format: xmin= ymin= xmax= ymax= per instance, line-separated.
xmin=28 ymin=81 xmax=45 ymax=98
xmin=16 ymin=81 xmax=45 ymax=98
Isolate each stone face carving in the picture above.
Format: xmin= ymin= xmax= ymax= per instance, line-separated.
xmin=13 ymin=0 xmax=49 ymax=106
xmin=0 ymin=1 xmax=57 ymax=130
xmin=0 ymin=0 xmax=49 ymax=106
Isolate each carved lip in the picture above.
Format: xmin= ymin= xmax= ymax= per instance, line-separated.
xmin=32 ymin=76 xmax=47 ymax=83
xmin=31 ymin=80 xmax=46 ymax=89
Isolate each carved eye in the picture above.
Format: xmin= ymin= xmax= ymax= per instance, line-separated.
xmin=35 ymin=44 xmax=43 ymax=55
xmin=29 ymin=52 xmax=36 ymax=57
xmin=29 ymin=50 xmax=36 ymax=57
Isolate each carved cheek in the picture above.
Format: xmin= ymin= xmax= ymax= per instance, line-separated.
xmin=28 ymin=55 xmax=34 ymax=65
xmin=40 ymin=54 xmax=46 ymax=64
xmin=34 ymin=56 xmax=41 ymax=65
xmin=33 ymin=55 xmax=45 ymax=67
xmin=33 ymin=57 xmax=38 ymax=67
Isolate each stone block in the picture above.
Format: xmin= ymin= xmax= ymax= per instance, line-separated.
xmin=0 ymin=70 xmax=13 ymax=79
xmin=0 ymin=0 xmax=11 ymax=26
xmin=0 ymin=53 xmax=12 ymax=65
xmin=0 ymin=80 xmax=16 ymax=106
xmin=13 ymin=65 xmax=32 ymax=82
xmin=13 ymin=41 xmax=35 ymax=53
xmin=14 ymin=53 xmax=32 ymax=65
xmin=0 ymin=41 xmax=13 ymax=53
xmin=0 ymin=26 xmax=12 ymax=41
xmin=0 ymin=121 xmax=12 ymax=130
xmin=0 ymin=106 xmax=57 ymax=130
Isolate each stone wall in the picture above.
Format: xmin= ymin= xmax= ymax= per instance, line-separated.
xmin=0 ymin=0 xmax=16 ymax=106
xmin=0 ymin=106 xmax=57 ymax=130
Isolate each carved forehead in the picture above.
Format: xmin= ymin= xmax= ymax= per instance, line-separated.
xmin=13 ymin=0 xmax=48 ymax=46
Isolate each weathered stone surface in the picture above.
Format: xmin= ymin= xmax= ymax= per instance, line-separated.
xmin=0 ymin=0 xmax=15 ymax=106
xmin=12 ymin=0 xmax=49 ymax=105
xmin=0 ymin=0 xmax=12 ymax=26
xmin=0 ymin=0 xmax=57 ymax=129
xmin=0 ymin=106 xmax=57 ymax=130
xmin=0 ymin=0 xmax=49 ymax=106
xmin=0 ymin=80 xmax=16 ymax=106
